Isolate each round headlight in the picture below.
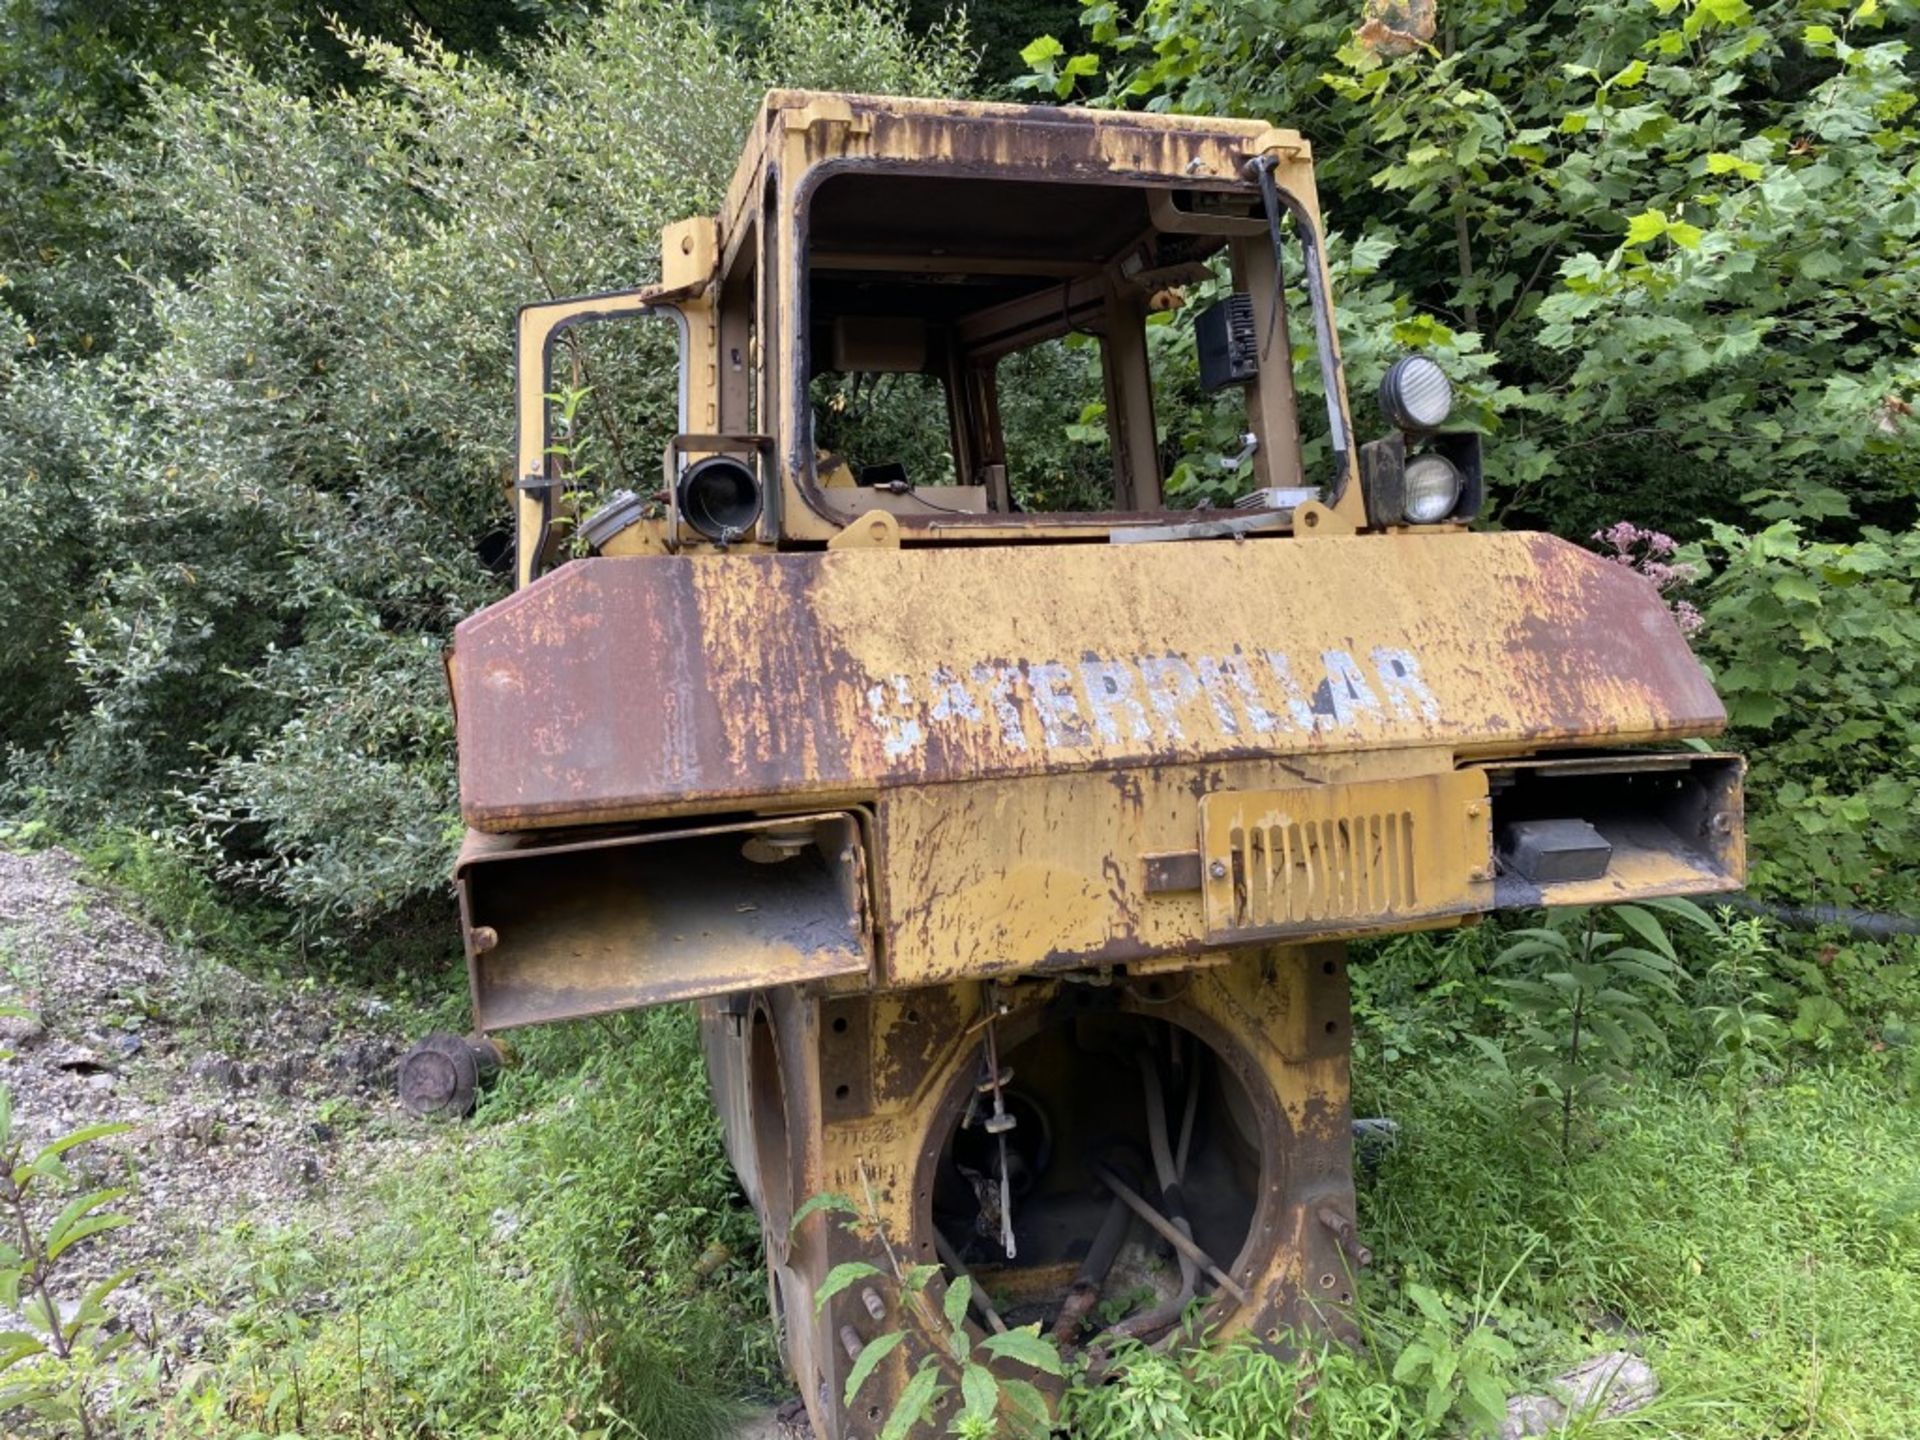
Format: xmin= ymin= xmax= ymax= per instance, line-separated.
xmin=1378 ymin=355 xmax=1454 ymax=432
xmin=1402 ymin=452 xmax=1463 ymax=523
xmin=676 ymin=455 xmax=762 ymax=541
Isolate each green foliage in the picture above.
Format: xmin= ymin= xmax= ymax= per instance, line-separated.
xmin=1025 ymin=0 xmax=1920 ymax=541
xmin=77 ymin=825 xmax=287 ymax=972
xmin=812 ymin=371 xmax=961 ymax=486
xmin=1362 ymin=1052 xmax=1920 ymax=1438
xmin=1336 ymin=909 xmax=1920 ymax=1438
xmin=60 ymin=884 xmax=1912 ymax=1438
xmin=1061 ymin=1326 xmax=1506 ymax=1439
xmin=1490 ymin=900 xmax=1711 ymax=1155
xmin=1769 ymin=931 xmax=1920 ymax=1092
xmin=0 ymin=0 xmax=974 ymax=942
xmin=792 ymin=1182 xmax=1061 ymax=1438
xmin=142 ymin=1008 xmax=774 ymax=1440
xmin=999 ymin=335 xmax=1114 ymax=511
xmin=1692 ymin=912 xmax=1791 ymax=1140
xmin=1691 ymin=519 xmax=1920 ymax=909
xmin=1360 ymin=897 xmax=1920 ymax=1106
xmin=0 ymin=1083 xmax=135 ymax=1440
xmin=1388 ymin=1279 xmax=1516 ymax=1432
xmin=0 ymin=0 xmax=552 ymax=354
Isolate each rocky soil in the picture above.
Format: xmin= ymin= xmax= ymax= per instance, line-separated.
xmin=0 ymin=845 xmax=815 ymax=1438
xmin=0 ymin=845 xmax=424 ymax=1354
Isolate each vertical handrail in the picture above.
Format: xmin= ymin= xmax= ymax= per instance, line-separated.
xmin=512 ymin=292 xmax=687 ymax=588
xmin=1248 ymin=155 xmax=1356 ymax=507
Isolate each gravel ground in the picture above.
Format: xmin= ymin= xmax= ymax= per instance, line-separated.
xmin=0 ymin=844 xmax=815 ymax=1437
xmin=0 ymin=845 xmax=422 ymax=1354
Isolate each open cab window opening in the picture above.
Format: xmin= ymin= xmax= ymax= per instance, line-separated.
xmin=795 ymin=167 xmax=1344 ymax=531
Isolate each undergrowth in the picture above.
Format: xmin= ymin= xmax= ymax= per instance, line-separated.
xmin=1 ymin=820 xmax=468 ymax=1023
xmin=1061 ymin=1052 xmax=1920 ymax=1439
xmin=30 ymin=833 xmax=1920 ymax=1439
xmin=129 ymin=1011 xmax=778 ymax=1440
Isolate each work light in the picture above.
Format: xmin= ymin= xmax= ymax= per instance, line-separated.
xmin=676 ymin=455 xmax=762 ymax=542
xmin=1401 ymin=452 xmax=1464 ymax=524
xmin=1378 ymin=355 xmax=1454 ymax=433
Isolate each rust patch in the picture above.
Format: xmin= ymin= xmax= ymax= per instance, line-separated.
xmin=1504 ymin=533 xmax=1725 ymax=744
xmin=452 ymin=535 xmax=1727 ymax=834
xmin=869 ymin=985 xmax=969 ymax=1104
xmin=455 ymin=558 xmax=728 ymax=826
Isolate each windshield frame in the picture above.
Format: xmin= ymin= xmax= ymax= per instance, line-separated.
xmin=784 ymin=158 xmax=1356 ymax=534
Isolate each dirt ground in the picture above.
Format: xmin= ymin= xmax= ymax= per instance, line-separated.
xmin=0 ymin=845 xmax=422 ymax=1353
xmin=0 ymin=844 xmax=813 ymax=1438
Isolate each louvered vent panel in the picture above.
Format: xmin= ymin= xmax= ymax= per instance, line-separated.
xmin=1224 ymin=809 xmax=1418 ymax=931
xmin=1199 ymin=773 xmax=1490 ymax=942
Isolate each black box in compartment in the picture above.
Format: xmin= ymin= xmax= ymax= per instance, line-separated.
xmin=1477 ymin=753 xmax=1744 ymax=908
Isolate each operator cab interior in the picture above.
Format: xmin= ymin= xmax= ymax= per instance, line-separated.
xmin=801 ymin=170 xmax=1317 ymax=523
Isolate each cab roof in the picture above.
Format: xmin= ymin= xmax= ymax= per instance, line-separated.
xmin=718 ymin=89 xmax=1310 ymax=263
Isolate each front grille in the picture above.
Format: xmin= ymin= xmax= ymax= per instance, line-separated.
xmin=1224 ymin=808 xmax=1419 ymax=930
xmin=1199 ymin=773 xmax=1489 ymax=942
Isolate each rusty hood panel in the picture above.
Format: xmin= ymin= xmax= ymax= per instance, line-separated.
xmin=451 ymin=532 xmax=1723 ymax=832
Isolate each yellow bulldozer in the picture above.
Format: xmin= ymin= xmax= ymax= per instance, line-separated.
xmin=439 ymin=91 xmax=1744 ymax=1438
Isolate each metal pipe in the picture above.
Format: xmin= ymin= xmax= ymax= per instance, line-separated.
xmin=1097 ymin=1051 xmax=1212 ymax=1348
xmin=1137 ymin=1054 xmax=1199 ymax=1290
xmin=933 ymin=1230 xmax=1008 ymax=1334
xmin=1725 ymin=894 xmax=1920 ymax=941
xmin=1316 ymin=1205 xmax=1372 ymax=1271
xmin=1049 ymin=1192 xmax=1132 ymax=1345
xmin=1249 ymin=154 xmax=1353 ymax=498
xmin=1174 ymin=1050 xmax=1201 ymax=1180
xmin=1104 ymin=1277 xmax=1193 ymax=1345
xmin=1107 ymin=1053 xmax=1203 ymax=1342
xmin=1140 ymin=1053 xmax=1179 ymax=1190
xmin=1090 ymin=1162 xmax=1248 ymax=1303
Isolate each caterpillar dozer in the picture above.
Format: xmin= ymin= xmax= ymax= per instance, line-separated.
xmin=443 ymin=91 xmax=1744 ymax=1438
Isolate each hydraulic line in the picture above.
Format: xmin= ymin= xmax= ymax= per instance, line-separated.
xmin=1089 ymin=1162 xmax=1247 ymax=1303
xmin=1174 ymin=1045 xmax=1201 ymax=1180
xmin=1727 ymin=894 xmax=1920 ymax=941
xmin=1137 ymin=1051 xmax=1199 ymax=1284
xmin=1049 ymin=1191 xmax=1133 ymax=1345
xmin=1104 ymin=1052 xmax=1208 ymax=1343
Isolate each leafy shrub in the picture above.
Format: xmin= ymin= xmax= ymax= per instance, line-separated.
xmin=1691 ymin=519 xmax=1920 ymax=910
xmin=799 ymin=1186 xmax=1063 ymax=1440
xmin=0 ymin=0 xmax=974 ymax=940
xmin=0 ymin=1085 xmax=134 ymax=1440
xmin=1021 ymin=0 xmax=1920 ymax=541
xmin=1062 ymin=1336 xmax=1430 ymax=1439
xmin=1489 ymin=901 xmax=1706 ymax=1156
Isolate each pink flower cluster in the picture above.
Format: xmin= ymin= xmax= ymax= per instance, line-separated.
xmin=1591 ymin=521 xmax=1703 ymax=634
